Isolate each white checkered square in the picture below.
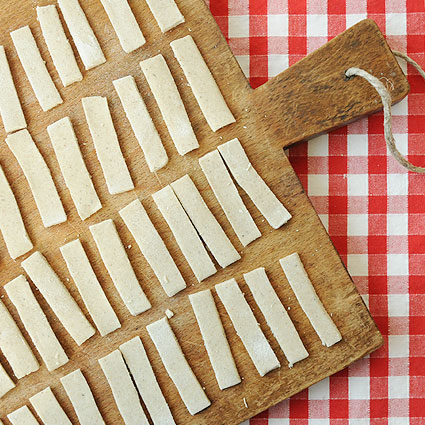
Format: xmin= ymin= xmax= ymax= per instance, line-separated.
xmin=307 ymin=14 xmax=328 ymax=37
xmin=268 ymin=54 xmax=289 ymax=77
xmin=310 ymin=420 xmax=330 ymax=425
xmin=387 ymin=173 xmax=408 ymax=196
xmin=348 ymin=376 xmax=370 ymax=399
xmin=387 ymin=253 xmax=409 ymax=276
xmin=349 ymin=419 xmax=370 ymax=425
xmin=346 ymin=14 xmax=367 ymax=29
xmin=393 ymin=133 xmax=408 ymax=156
xmin=347 ymin=254 xmax=368 ymax=277
xmin=392 ymin=97 xmax=408 ymax=116
xmin=236 ymin=55 xmax=250 ymax=78
xmin=362 ymin=294 xmax=369 ymax=308
xmin=269 ymin=419 xmax=290 ymax=425
xmin=268 ymin=14 xmax=288 ymax=36
xmin=308 ymin=174 xmax=329 ymax=196
xmin=387 ymin=214 xmax=408 ymax=236
xmin=309 ymin=377 xmax=329 ymax=400
xmin=389 ymin=418 xmax=409 ymax=425
xmin=347 ymin=134 xmax=369 ymax=156
xmin=388 ymin=294 xmax=409 ymax=317
xmin=386 ymin=13 xmax=407 ymax=36
xmin=388 ymin=375 xmax=409 ymax=398
xmin=228 ymin=15 xmax=249 ymax=38
xmin=388 ymin=334 xmax=409 ymax=358
xmin=319 ymin=214 xmax=329 ymax=231
xmin=348 ymin=214 xmax=368 ymax=236
xmin=347 ymin=174 xmax=368 ymax=196
xmin=308 ymin=134 xmax=329 ymax=156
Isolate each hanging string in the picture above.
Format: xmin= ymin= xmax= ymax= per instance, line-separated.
xmin=345 ymin=51 xmax=425 ymax=174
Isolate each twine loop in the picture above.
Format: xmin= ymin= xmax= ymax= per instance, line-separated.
xmin=345 ymin=51 xmax=425 ymax=174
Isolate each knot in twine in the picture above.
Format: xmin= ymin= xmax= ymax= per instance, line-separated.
xmin=345 ymin=51 xmax=425 ymax=174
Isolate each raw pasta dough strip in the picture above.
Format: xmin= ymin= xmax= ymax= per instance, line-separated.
xmin=100 ymin=0 xmax=145 ymax=53
xmin=21 ymin=251 xmax=95 ymax=346
xmin=113 ymin=76 xmax=168 ymax=172
xmin=171 ymin=35 xmax=235 ymax=131
xmin=60 ymin=239 xmax=120 ymax=337
xmin=120 ymin=336 xmax=175 ymax=425
xmin=82 ymin=96 xmax=134 ymax=194
xmin=57 ymin=0 xmax=105 ymax=70
xmin=90 ymin=219 xmax=151 ymax=316
xmin=147 ymin=317 xmax=211 ymax=415
xmin=7 ymin=406 xmax=38 ymax=425
xmin=243 ymin=267 xmax=308 ymax=367
xmin=5 ymin=275 xmax=68 ymax=371
xmin=140 ymin=55 xmax=199 ymax=155
xmin=0 ymin=46 xmax=26 ymax=132
xmin=61 ymin=369 xmax=105 ymax=425
xmin=0 ymin=164 xmax=33 ymax=259
xmin=280 ymin=253 xmax=342 ymax=347
xmin=0 ymin=299 xmax=39 ymax=379
xmin=171 ymin=174 xmax=240 ymax=268
xmin=10 ymin=26 xmax=62 ymax=111
xmin=215 ymin=278 xmax=280 ymax=376
xmin=99 ymin=350 xmax=149 ymax=425
xmin=189 ymin=289 xmax=240 ymax=389
xmin=48 ymin=117 xmax=101 ymax=220
xmin=119 ymin=199 xmax=186 ymax=297
xmin=145 ymin=0 xmax=184 ymax=32
xmin=153 ymin=185 xmax=216 ymax=282
xmin=30 ymin=387 xmax=72 ymax=425
xmin=37 ymin=5 xmax=82 ymax=87
xmin=199 ymin=150 xmax=260 ymax=247
xmin=6 ymin=130 xmax=67 ymax=228
xmin=0 ymin=363 xmax=14 ymax=399
xmin=218 ymin=138 xmax=291 ymax=229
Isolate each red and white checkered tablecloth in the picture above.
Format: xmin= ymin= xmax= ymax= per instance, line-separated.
xmin=206 ymin=0 xmax=425 ymax=424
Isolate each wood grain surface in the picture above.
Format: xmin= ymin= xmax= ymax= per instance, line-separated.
xmin=0 ymin=0 xmax=409 ymax=424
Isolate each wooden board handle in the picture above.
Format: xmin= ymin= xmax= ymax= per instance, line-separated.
xmin=253 ymin=19 xmax=409 ymax=149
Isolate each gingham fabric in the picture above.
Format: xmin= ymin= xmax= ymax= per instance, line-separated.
xmin=206 ymin=0 xmax=425 ymax=424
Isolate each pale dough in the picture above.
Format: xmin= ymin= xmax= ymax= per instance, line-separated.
xmin=7 ymin=406 xmax=38 ymax=425
xmin=47 ymin=117 xmax=102 ymax=220
xmin=6 ymin=129 xmax=67 ymax=228
xmin=82 ymin=96 xmax=134 ymax=195
xmin=171 ymin=35 xmax=235 ymax=131
xmin=61 ymin=369 xmax=105 ymax=425
xmin=60 ymin=239 xmax=121 ymax=337
xmin=153 ymin=185 xmax=216 ymax=282
xmin=0 ymin=164 xmax=33 ymax=259
xmin=145 ymin=0 xmax=184 ymax=32
xmin=5 ymin=275 xmax=69 ymax=372
xmin=199 ymin=150 xmax=260 ymax=247
xmin=140 ymin=55 xmax=199 ymax=156
xmin=147 ymin=317 xmax=211 ymax=415
xmin=120 ymin=336 xmax=175 ymax=425
xmin=10 ymin=26 xmax=62 ymax=111
xmin=57 ymin=0 xmax=106 ymax=70
xmin=30 ymin=387 xmax=72 ymax=425
xmin=0 ymin=363 xmax=14 ymax=399
xmin=215 ymin=278 xmax=280 ymax=376
xmin=37 ymin=5 xmax=82 ymax=87
xmin=90 ymin=219 xmax=151 ymax=316
xmin=119 ymin=199 xmax=186 ymax=297
xmin=0 ymin=298 xmax=39 ymax=379
xmin=243 ymin=267 xmax=309 ymax=367
xmin=113 ymin=76 xmax=168 ymax=172
xmin=0 ymin=46 xmax=26 ymax=132
xmin=218 ymin=138 xmax=292 ymax=229
xmin=171 ymin=174 xmax=240 ymax=268
xmin=189 ymin=289 xmax=241 ymax=390
xmin=100 ymin=0 xmax=145 ymax=53
xmin=99 ymin=350 xmax=149 ymax=425
xmin=21 ymin=251 xmax=95 ymax=346
xmin=280 ymin=253 xmax=342 ymax=347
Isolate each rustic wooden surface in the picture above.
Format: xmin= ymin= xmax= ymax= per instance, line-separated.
xmin=0 ymin=0 xmax=409 ymax=424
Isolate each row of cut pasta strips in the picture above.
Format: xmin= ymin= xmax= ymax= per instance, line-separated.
xmin=0 ymin=137 xmax=291 ymax=393
xmin=3 ymin=253 xmax=342 ymax=424
xmin=1 ymin=0 xmax=187 ymax=121
xmin=1 ymin=29 xmax=238 ymax=256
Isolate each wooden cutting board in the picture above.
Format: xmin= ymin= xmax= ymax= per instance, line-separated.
xmin=0 ymin=1 xmax=409 ymax=424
